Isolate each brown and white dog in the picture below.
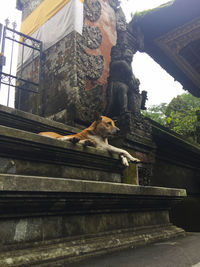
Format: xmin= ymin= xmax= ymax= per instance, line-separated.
xmin=39 ymin=114 xmax=140 ymax=166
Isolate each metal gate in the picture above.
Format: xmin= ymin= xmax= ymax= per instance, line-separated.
xmin=0 ymin=20 xmax=43 ymax=107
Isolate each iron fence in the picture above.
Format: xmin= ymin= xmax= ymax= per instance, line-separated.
xmin=0 ymin=20 xmax=43 ymax=107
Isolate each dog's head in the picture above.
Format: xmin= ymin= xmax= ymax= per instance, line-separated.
xmin=93 ymin=113 xmax=120 ymax=138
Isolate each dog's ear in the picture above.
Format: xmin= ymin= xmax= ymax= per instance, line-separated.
xmin=113 ymin=120 xmax=117 ymax=123
xmin=94 ymin=111 xmax=102 ymax=122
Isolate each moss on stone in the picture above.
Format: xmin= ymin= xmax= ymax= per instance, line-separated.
xmin=132 ymin=1 xmax=174 ymax=22
xmin=122 ymin=163 xmax=138 ymax=185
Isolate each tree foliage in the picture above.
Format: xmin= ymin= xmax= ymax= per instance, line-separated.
xmin=142 ymin=103 xmax=168 ymax=126
xmin=142 ymin=93 xmax=200 ymax=143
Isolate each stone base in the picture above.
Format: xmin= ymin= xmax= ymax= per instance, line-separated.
xmin=0 ymin=224 xmax=184 ymax=266
xmin=0 ymin=174 xmax=186 ymax=266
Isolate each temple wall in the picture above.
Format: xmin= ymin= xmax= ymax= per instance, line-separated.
xmin=149 ymin=120 xmax=200 ymax=195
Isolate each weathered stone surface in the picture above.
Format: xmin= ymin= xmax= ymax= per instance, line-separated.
xmin=0 ymin=174 xmax=186 ymax=196
xmin=115 ymin=7 xmax=127 ymax=31
xmin=108 ymin=0 xmax=121 ymax=10
xmin=87 ymin=54 xmax=104 ymax=80
xmin=0 ymin=174 xmax=186 ymax=265
xmin=84 ymin=0 xmax=102 ymax=22
xmin=149 ymin=119 xmax=200 ymax=194
xmin=0 ymin=104 xmax=78 ymax=134
xmin=0 ymin=224 xmax=185 ymax=266
xmin=83 ymin=26 xmax=102 ymax=49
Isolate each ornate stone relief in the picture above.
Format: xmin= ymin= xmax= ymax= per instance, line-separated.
xmin=115 ymin=8 xmax=127 ymax=31
xmin=76 ymin=37 xmax=104 ymax=89
xmin=87 ymin=55 xmax=104 ymax=80
xmin=83 ymin=26 xmax=102 ymax=49
xmin=108 ymin=0 xmax=120 ymax=10
xmin=84 ymin=0 xmax=102 ymax=22
xmin=138 ymin=166 xmax=151 ymax=186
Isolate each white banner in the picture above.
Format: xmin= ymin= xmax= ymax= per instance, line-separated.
xmin=18 ymin=0 xmax=84 ymax=68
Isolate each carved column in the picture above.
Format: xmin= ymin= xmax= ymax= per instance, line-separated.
xmin=105 ymin=2 xmax=156 ymax=185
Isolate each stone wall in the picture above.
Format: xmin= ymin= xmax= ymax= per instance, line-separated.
xmin=149 ymin=119 xmax=200 ymax=231
xmin=149 ymin=119 xmax=200 ymax=194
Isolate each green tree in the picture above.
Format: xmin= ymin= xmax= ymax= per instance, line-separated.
xmin=143 ymin=93 xmax=200 ymax=143
xmin=142 ymin=102 xmax=168 ymax=126
xmin=165 ymin=94 xmax=200 ymax=142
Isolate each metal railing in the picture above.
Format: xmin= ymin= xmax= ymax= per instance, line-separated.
xmin=0 ymin=20 xmax=43 ymax=107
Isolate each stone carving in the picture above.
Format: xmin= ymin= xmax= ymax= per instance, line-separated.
xmin=85 ymin=0 xmax=102 ymax=22
xmin=87 ymin=54 xmax=104 ymax=80
xmin=80 ymin=85 xmax=104 ymax=114
xmin=83 ymin=26 xmax=102 ymax=49
xmin=105 ymin=4 xmax=153 ymax=143
xmin=108 ymin=0 xmax=120 ymax=10
xmin=138 ymin=166 xmax=151 ymax=186
xmin=116 ymin=111 xmax=152 ymax=138
xmin=116 ymin=8 xmax=127 ymax=31
xmin=141 ymin=90 xmax=148 ymax=110
xmin=106 ymin=45 xmax=141 ymax=117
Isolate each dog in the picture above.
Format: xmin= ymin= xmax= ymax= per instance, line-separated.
xmin=39 ymin=114 xmax=140 ymax=166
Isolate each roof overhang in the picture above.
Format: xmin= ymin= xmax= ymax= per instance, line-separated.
xmin=130 ymin=0 xmax=200 ymax=97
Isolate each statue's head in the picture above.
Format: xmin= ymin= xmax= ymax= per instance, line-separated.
xmin=110 ymin=45 xmax=122 ymax=61
xmin=123 ymin=48 xmax=133 ymax=64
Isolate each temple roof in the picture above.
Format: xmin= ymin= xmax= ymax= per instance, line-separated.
xmin=130 ymin=0 xmax=200 ymax=97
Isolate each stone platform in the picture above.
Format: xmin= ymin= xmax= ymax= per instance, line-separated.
xmin=0 ymin=105 xmax=187 ymax=265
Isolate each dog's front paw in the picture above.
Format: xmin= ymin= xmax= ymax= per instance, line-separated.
xmin=132 ymin=158 xmax=140 ymax=163
xmin=120 ymin=155 xmax=129 ymax=167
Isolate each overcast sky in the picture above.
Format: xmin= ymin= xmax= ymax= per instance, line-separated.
xmin=0 ymin=0 xmax=185 ymax=108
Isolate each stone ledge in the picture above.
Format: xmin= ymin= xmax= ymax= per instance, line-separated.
xmin=0 ymin=125 xmax=123 ymax=181
xmin=0 ymin=104 xmax=79 ymax=135
xmin=0 ymin=125 xmax=114 ymax=159
xmin=0 ymin=174 xmax=186 ymax=197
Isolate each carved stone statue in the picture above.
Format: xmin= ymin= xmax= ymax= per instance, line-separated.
xmin=106 ymin=44 xmax=142 ymax=117
xmin=141 ymin=90 xmax=148 ymax=110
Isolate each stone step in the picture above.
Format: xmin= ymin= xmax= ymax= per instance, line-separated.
xmin=0 ymin=174 xmax=186 ymax=266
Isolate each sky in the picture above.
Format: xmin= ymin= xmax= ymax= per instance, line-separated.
xmin=0 ymin=0 xmax=185 ymax=108
xmin=120 ymin=0 xmax=185 ymax=107
xmin=0 ymin=0 xmax=21 ymax=107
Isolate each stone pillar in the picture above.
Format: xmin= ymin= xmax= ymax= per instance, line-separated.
xmin=16 ymin=0 xmax=118 ymax=126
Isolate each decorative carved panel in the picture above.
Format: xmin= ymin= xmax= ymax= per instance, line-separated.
xmin=155 ymin=17 xmax=200 ymax=89
xmin=85 ymin=0 xmax=102 ymax=22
